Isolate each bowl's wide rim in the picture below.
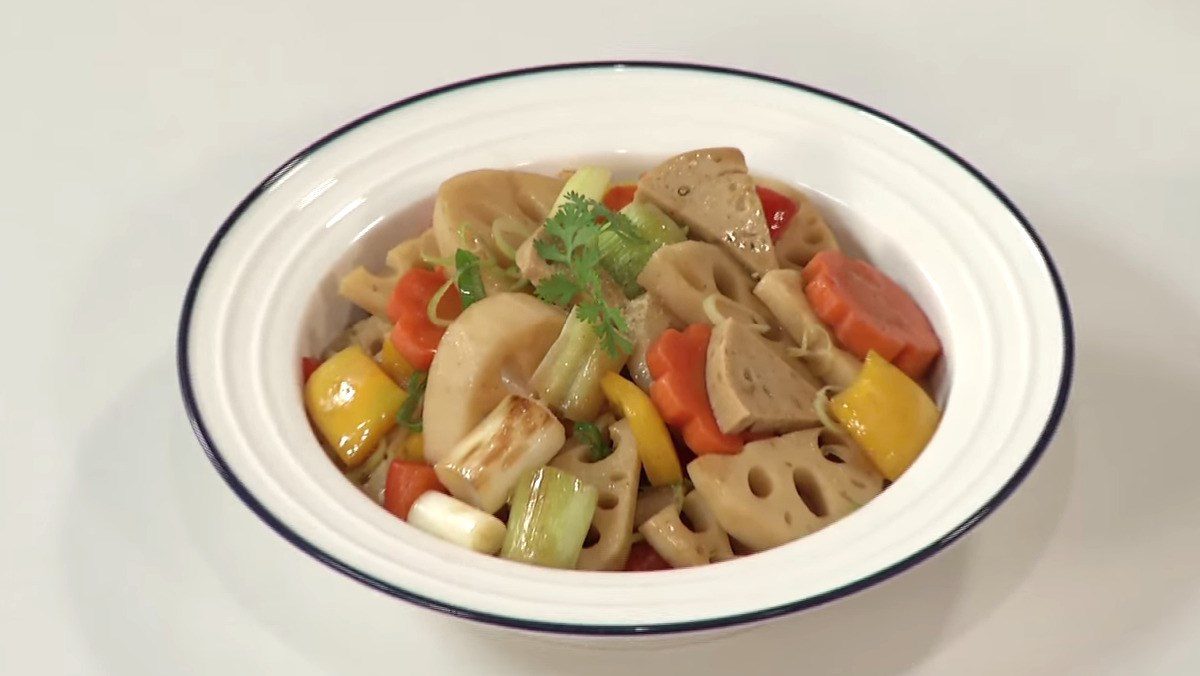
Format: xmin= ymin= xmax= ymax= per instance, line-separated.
xmin=176 ymin=60 xmax=1075 ymax=636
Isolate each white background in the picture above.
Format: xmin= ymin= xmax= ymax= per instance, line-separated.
xmin=2 ymin=1 xmax=1198 ymax=674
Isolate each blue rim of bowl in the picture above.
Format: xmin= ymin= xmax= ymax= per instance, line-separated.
xmin=177 ymin=61 xmax=1075 ymax=635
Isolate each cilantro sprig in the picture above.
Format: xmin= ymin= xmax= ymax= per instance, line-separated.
xmin=534 ymin=193 xmax=644 ymax=357
xmin=573 ymin=421 xmax=612 ymax=461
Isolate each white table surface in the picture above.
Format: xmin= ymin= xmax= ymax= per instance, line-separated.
xmin=4 ymin=1 xmax=1198 ymax=673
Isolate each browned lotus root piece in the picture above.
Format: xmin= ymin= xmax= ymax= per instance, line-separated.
xmin=550 ymin=419 xmax=641 ymax=570
xmin=637 ymin=241 xmax=773 ymax=329
xmin=638 ymin=491 xmax=734 ymax=568
xmin=338 ymin=230 xmax=439 ymax=318
xmin=385 ymin=228 xmax=441 ymax=274
xmin=688 ymin=428 xmax=884 ymax=551
xmin=337 ymin=267 xmax=398 ymax=319
xmin=431 ymin=170 xmax=563 ymax=264
xmin=320 ymin=316 xmax=392 ymax=360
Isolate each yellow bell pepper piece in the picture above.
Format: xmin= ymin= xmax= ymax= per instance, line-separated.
xmin=599 ymin=372 xmax=682 ymax=486
xmin=377 ymin=337 xmax=415 ymax=384
xmin=830 ymin=351 xmax=940 ymax=481
xmin=305 ymin=346 xmax=407 ymax=469
xmin=404 ymin=432 xmax=425 ymax=463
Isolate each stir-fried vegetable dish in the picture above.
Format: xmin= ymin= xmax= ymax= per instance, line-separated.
xmin=303 ymin=148 xmax=943 ymax=570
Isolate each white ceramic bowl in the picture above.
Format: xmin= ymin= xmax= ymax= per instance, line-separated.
xmin=178 ymin=62 xmax=1072 ymax=636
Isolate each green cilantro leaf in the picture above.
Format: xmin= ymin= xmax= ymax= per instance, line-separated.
xmin=531 ymin=192 xmax=643 ymax=357
xmin=573 ymin=421 xmax=612 ymax=461
xmin=534 ymin=273 xmax=582 ymax=307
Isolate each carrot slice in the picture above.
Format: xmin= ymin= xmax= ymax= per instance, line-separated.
xmin=387 ymin=267 xmax=462 ymax=371
xmin=602 ymin=184 xmax=638 ymax=212
xmin=383 ymin=460 xmax=447 ymax=520
xmin=801 ymin=251 xmax=941 ymax=379
xmin=647 ymin=325 xmax=744 ymax=455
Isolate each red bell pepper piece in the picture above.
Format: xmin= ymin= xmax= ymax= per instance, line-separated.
xmin=624 ymin=541 xmax=671 ymax=571
xmin=383 ymin=460 xmax=448 ymax=520
xmin=755 ymin=186 xmax=798 ymax=242
xmin=602 ymin=184 xmax=638 ymax=212
xmin=301 ymin=357 xmax=323 ymax=382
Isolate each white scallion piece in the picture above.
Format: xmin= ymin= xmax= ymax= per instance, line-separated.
xmin=406 ymin=492 xmax=507 ymax=555
xmin=434 ymin=394 xmax=566 ymax=514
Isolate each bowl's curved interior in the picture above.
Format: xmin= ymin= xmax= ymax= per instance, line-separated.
xmin=181 ymin=64 xmax=1070 ymax=633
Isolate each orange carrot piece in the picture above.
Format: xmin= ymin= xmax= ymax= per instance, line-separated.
xmin=383 ymin=460 xmax=447 ymax=520
xmin=647 ymin=325 xmax=744 ymax=455
xmin=387 ymin=267 xmax=462 ymax=371
xmin=801 ymin=251 xmax=941 ymax=379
